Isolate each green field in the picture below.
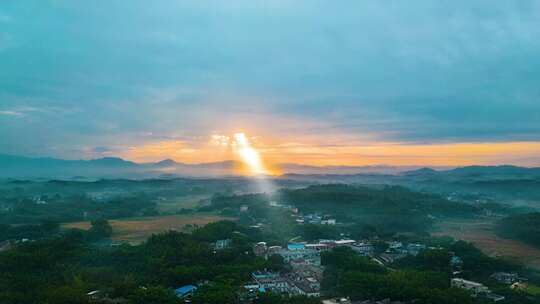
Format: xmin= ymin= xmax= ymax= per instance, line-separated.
xmin=526 ymin=284 xmax=540 ymax=296
xmin=155 ymin=194 xmax=211 ymax=213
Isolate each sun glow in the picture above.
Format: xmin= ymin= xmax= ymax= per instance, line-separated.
xmin=233 ymin=133 xmax=268 ymax=175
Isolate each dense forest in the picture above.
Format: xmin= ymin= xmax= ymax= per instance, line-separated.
xmin=281 ymin=184 xmax=477 ymax=235
xmin=205 ymin=184 xmax=495 ymax=238
xmin=320 ymin=244 xmax=534 ymax=304
xmin=278 ymin=184 xmax=477 ymax=218
xmin=0 ymin=221 xmax=284 ymax=304
xmin=0 ymin=178 xmax=310 ymax=224
xmin=0 ymin=193 xmax=158 ymax=224
xmin=3 ymin=220 xmax=535 ymax=304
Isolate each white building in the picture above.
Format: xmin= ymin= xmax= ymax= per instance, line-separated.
xmin=348 ymin=242 xmax=375 ymax=256
xmin=406 ymin=243 xmax=426 ymax=256
xmin=334 ymin=239 xmax=356 ymax=246
xmin=451 ymin=278 xmax=490 ymax=295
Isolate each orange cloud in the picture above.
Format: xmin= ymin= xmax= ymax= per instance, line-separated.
xmin=259 ymin=141 xmax=540 ymax=167
xmin=121 ymin=140 xmax=231 ymax=164
xmin=119 ymin=135 xmax=540 ymax=169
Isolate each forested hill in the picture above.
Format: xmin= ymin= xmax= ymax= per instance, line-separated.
xmin=278 ymin=184 xmax=477 ymax=218
xmin=496 ymin=212 xmax=540 ymax=249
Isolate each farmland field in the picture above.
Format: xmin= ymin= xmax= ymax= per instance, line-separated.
xmin=63 ymin=213 xmax=234 ymax=244
xmin=433 ymin=218 xmax=540 ymax=270
xmin=154 ymin=194 xmax=211 ymax=213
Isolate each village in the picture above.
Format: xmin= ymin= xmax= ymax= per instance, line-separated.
xmin=165 ymin=232 xmax=523 ymax=304
xmin=5 ymin=199 xmax=532 ymax=304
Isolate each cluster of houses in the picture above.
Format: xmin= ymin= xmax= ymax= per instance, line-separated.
xmin=247 ymin=240 xmax=358 ymax=301
xmin=448 ymin=271 xmax=527 ymax=302
xmin=0 ymin=240 xmax=12 ymax=252
xmin=32 ymin=195 xmax=48 ymax=205
xmin=253 ymin=239 xmax=369 ymax=262
xmin=242 ymin=268 xmax=321 ymax=300
xmin=375 ymin=241 xmax=428 ymax=264
xmin=246 ymin=239 xmax=435 ymax=302
xmin=250 ymin=237 xmax=527 ymax=303
xmin=451 ymin=278 xmax=505 ymax=302
xmin=85 ymin=284 xmax=199 ymax=304
xmin=449 ymin=262 xmax=528 ymax=302
xmin=264 ymin=200 xmax=339 ymax=226
xmin=491 ymin=272 xmax=525 ymax=285
xmin=213 ymin=238 xmax=232 ymax=251
xmin=0 ymin=238 xmax=33 ymax=252
xmin=295 ymin=213 xmax=337 ymax=225
xmin=247 ymin=241 xmax=329 ymax=299
xmin=254 ymin=238 xmax=437 ymax=269
xmin=323 ymin=298 xmax=411 ymax=304
xmin=53 ymin=226 xmax=532 ymax=304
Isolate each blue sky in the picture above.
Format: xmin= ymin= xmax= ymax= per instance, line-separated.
xmin=1 ymin=1 xmax=540 ymax=165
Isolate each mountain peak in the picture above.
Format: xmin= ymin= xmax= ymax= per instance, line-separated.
xmin=155 ymin=159 xmax=178 ymax=166
xmin=402 ymin=167 xmax=438 ymax=176
xmin=88 ymin=157 xmax=136 ymax=166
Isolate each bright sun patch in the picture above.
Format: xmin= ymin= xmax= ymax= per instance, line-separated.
xmin=233 ymin=133 xmax=268 ymax=175
xmin=210 ymin=132 xmax=279 ymax=175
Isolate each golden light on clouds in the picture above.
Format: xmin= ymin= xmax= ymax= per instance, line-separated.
xmin=119 ymin=131 xmax=540 ymax=170
xmin=209 ymin=132 xmax=275 ymax=175
xmin=121 ymin=140 xmax=224 ymax=164
xmin=259 ymin=141 xmax=540 ymax=167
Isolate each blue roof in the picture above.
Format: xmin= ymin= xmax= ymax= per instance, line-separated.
xmin=175 ymin=285 xmax=197 ymax=297
xmin=287 ymin=243 xmax=305 ymax=250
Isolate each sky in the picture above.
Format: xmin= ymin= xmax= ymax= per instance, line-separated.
xmin=1 ymin=1 xmax=540 ymax=167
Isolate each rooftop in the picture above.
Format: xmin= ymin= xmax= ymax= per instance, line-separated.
xmin=288 ymin=243 xmax=306 ymax=250
xmin=175 ymin=285 xmax=197 ymax=297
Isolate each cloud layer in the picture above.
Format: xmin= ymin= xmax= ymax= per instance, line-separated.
xmin=1 ymin=1 xmax=539 ymax=165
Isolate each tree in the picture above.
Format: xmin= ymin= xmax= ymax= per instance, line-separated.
xmin=395 ymin=249 xmax=452 ymax=273
xmin=298 ymin=224 xmax=339 ymax=241
xmin=191 ymin=283 xmax=237 ymax=304
xmin=88 ymin=219 xmax=113 ymax=239
xmin=266 ymin=254 xmax=285 ymax=271
xmin=192 ymin=220 xmax=236 ymax=242
xmin=129 ymin=286 xmax=179 ymax=304
xmin=45 ymin=285 xmax=89 ymax=304
xmin=40 ymin=220 xmax=60 ymax=233
xmin=322 ymin=247 xmax=384 ymax=273
xmin=254 ymin=294 xmax=321 ymax=304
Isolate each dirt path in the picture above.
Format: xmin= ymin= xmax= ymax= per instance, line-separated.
xmin=433 ymin=218 xmax=540 ymax=270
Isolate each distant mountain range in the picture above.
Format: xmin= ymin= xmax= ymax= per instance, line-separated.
xmin=402 ymin=165 xmax=540 ymax=179
xmin=281 ymin=165 xmax=540 ymax=188
xmin=0 ymin=154 xmax=239 ymax=179
xmin=277 ymin=163 xmax=440 ymax=175
xmin=0 ymin=153 xmax=539 ymax=180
